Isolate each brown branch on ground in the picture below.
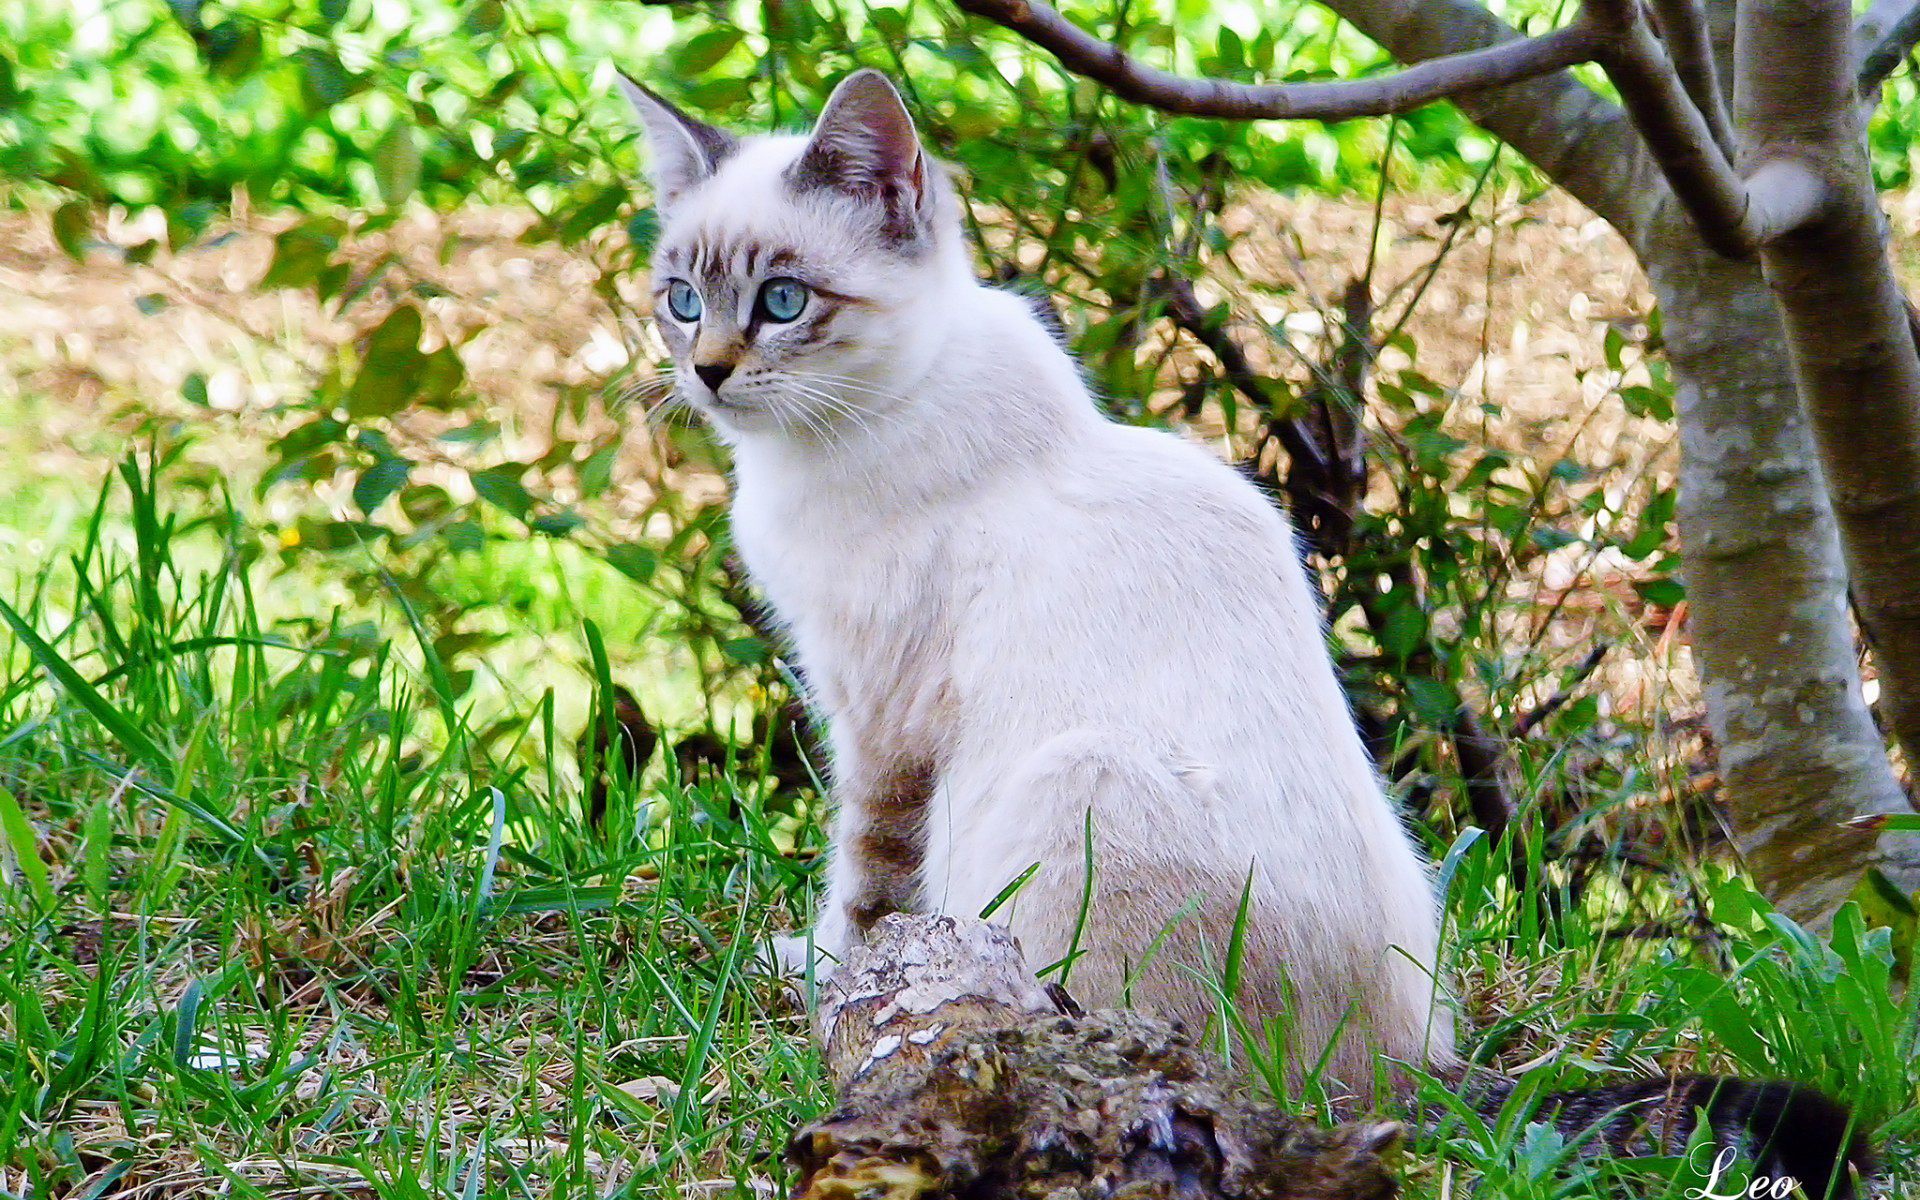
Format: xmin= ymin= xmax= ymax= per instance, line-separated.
xmin=791 ymin=914 xmax=1406 ymax=1200
xmin=953 ymin=0 xmax=1604 ymax=121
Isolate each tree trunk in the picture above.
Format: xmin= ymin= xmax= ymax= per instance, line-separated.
xmin=1643 ymin=214 xmax=1917 ymax=917
xmin=790 ymin=914 xmax=1405 ymax=1200
xmin=1736 ymin=0 xmax=1920 ymax=780
xmin=1305 ymin=0 xmax=1920 ymax=914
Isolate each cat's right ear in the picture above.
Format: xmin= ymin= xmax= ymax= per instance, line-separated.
xmin=616 ymin=73 xmax=738 ymax=214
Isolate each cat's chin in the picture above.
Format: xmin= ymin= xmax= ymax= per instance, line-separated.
xmin=691 ymin=398 xmax=780 ymax=439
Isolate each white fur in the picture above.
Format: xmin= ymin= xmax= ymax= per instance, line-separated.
xmin=631 ymin=71 xmax=1456 ymax=1098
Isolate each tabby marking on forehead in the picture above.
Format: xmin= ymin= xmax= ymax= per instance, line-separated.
xmin=676 ymin=235 xmax=811 ymax=284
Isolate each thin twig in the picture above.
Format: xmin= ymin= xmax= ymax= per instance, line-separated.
xmin=1509 ymin=642 xmax=1611 ymax=738
xmin=954 ymin=0 xmax=1605 ymax=120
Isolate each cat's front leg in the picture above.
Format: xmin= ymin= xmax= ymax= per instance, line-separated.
xmin=773 ymin=743 xmax=935 ymax=977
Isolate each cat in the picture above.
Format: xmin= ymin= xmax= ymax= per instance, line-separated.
xmin=619 ymin=68 xmax=1873 ymax=1197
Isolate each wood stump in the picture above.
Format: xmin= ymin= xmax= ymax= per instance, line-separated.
xmin=786 ymin=914 xmax=1404 ymax=1200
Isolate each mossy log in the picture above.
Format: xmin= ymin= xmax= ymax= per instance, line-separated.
xmin=786 ymin=914 xmax=1404 ymax=1200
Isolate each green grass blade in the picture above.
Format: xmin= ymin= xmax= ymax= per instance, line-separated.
xmin=977 ymin=860 xmax=1041 ymax=920
xmin=171 ymin=977 xmax=207 ymax=1069
xmin=0 ymin=594 xmax=172 ymax=776
xmin=0 ymin=786 xmax=54 ymax=912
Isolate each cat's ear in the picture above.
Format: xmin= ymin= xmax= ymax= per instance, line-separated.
xmin=616 ymin=73 xmax=738 ymax=214
xmin=788 ymin=70 xmax=935 ymax=246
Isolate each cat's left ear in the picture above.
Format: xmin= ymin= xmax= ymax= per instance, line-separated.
xmin=616 ymin=72 xmax=738 ymax=215
xmin=788 ymin=70 xmax=936 ymax=247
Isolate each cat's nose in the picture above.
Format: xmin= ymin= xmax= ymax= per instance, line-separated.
xmin=694 ymin=362 xmax=735 ymax=392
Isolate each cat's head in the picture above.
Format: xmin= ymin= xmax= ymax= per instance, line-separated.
xmin=622 ymin=70 xmax=967 ymax=442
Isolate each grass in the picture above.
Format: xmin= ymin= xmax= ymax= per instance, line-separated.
xmin=1 ymin=446 xmax=1915 ymax=1200
xmin=0 ymin=447 xmax=829 ymax=1199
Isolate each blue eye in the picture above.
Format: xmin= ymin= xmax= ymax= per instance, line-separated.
xmin=758 ymin=278 xmax=809 ymax=323
xmin=666 ymin=280 xmax=702 ymax=322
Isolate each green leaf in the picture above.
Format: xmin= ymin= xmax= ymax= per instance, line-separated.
xmin=0 ymin=787 xmax=54 ymax=913
xmin=1404 ymin=675 xmax=1460 ymax=726
xmin=295 ymin=47 xmax=352 ymax=112
xmin=463 ymin=0 xmax=504 ymax=34
xmin=470 ymin=465 xmax=532 ymax=519
xmin=204 ymin=19 xmax=264 ymax=79
xmin=1377 ymin=598 xmax=1426 ymax=661
xmin=52 ymin=200 xmax=91 ymax=263
xmin=166 ymin=201 xmax=214 ymax=252
xmin=532 ymin=511 xmax=584 ymax=537
xmin=259 ymin=219 xmax=342 ymax=290
xmin=627 ymin=209 xmax=660 ymax=257
xmin=415 ymin=345 xmax=466 ymax=410
xmin=373 ymin=119 xmax=421 ymax=208
xmin=1633 ymin=577 xmax=1686 ymax=608
xmin=561 ymin=184 xmax=627 ymax=244
xmin=721 ymin=636 xmax=769 ymax=665
xmin=1619 ymin=383 xmax=1674 ymax=421
xmin=604 ymin=543 xmax=657 ymax=584
xmin=674 ymin=28 xmax=746 ymax=75
xmin=166 ymin=0 xmax=206 ymax=34
xmin=346 ymin=304 xmax=426 ymax=419
xmin=352 ymin=458 xmax=411 ymax=516
xmin=443 ymin=520 xmax=485 ymax=554
xmin=580 ymin=442 xmax=619 ymax=498
xmin=293 ymin=518 xmax=389 ymax=551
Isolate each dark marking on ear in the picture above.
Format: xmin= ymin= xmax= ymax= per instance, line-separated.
xmin=616 ymin=72 xmax=739 ymax=213
xmin=786 ymin=69 xmax=933 ymax=250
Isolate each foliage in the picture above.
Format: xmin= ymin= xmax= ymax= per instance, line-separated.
xmin=2 ymin=455 xmax=1913 ymax=1196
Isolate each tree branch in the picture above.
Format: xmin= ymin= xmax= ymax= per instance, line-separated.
xmin=1856 ymin=0 xmax=1920 ymax=91
xmin=1582 ymin=0 xmax=1760 ymax=256
xmin=1645 ymin=0 xmax=1737 ymax=156
xmin=953 ymin=0 xmax=1605 ymax=120
xmin=953 ymin=0 xmax=1826 ymax=256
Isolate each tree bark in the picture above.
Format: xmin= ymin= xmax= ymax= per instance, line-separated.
xmin=791 ymin=914 xmax=1405 ymax=1200
xmin=1737 ymin=0 xmax=1920 ymax=785
xmin=1643 ymin=214 xmax=1917 ymax=917
xmin=1209 ymin=0 xmax=1920 ymax=913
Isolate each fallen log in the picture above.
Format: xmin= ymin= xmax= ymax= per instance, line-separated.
xmin=786 ymin=914 xmax=1404 ymax=1200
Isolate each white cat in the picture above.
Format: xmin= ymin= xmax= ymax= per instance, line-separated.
xmin=612 ymin=73 xmax=1881 ymax=1196
xmin=621 ymin=66 xmax=1455 ymax=1098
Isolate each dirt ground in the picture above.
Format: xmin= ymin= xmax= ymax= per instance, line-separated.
xmin=10 ymin=182 xmax=1902 ymax=791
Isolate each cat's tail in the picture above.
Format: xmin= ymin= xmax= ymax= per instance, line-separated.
xmin=1447 ymin=1071 xmax=1876 ymax=1199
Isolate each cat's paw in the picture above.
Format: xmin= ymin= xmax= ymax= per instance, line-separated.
xmin=763 ymin=930 xmax=843 ymax=979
